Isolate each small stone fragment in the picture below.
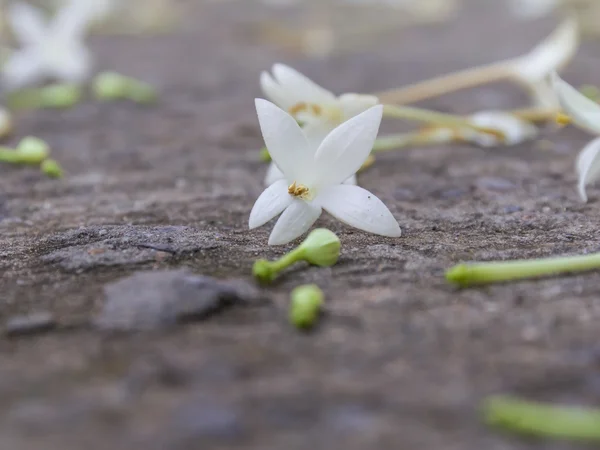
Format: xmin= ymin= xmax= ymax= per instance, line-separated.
xmin=95 ymin=269 xmax=265 ymax=331
xmin=5 ymin=312 xmax=56 ymax=337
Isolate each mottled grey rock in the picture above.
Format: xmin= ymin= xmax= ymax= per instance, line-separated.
xmin=95 ymin=269 xmax=265 ymax=331
xmin=5 ymin=312 xmax=56 ymax=337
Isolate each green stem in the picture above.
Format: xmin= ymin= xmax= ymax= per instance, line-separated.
xmin=0 ymin=147 xmax=23 ymax=163
xmin=270 ymin=247 xmax=305 ymax=273
xmin=446 ymin=251 xmax=600 ymax=287
xmin=484 ymin=396 xmax=600 ymax=442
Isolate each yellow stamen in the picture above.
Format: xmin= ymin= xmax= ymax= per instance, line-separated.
xmin=555 ymin=112 xmax=571 ymax=126
xmin=288 ymin=181 xmax=310 ymax=198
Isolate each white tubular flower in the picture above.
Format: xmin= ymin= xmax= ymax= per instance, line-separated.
xmin=249 ymin=99 xmax=401 ymax=245
xmin=260 ymin=64 xmax=379 ymax=139
xmin=457 ymin=112 xmax=538 ymax=148
xmin=510 ymin=17 xmax=579 ymax=108
xmin=2 ymin=1 xmax=93 ymax=89
xmin=552 ymin=73 xmax=600 ymax=202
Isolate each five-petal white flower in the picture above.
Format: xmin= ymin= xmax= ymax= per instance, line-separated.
xmin=552 ymin=72 xmax=600 ymax=202
xmin=249 ymin=99 xmax=401 ymax=245
xmin=260 ymin=64 xmax=379 ymax=185
xmin=2 ymin=1 xmax=93 ymax=89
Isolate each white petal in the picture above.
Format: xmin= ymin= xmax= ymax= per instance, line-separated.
xmin=264 ymin=162 xmax=285 ymax=186
xmin=529 ymin=80 xmax=559 ymax=109
xmin=260 ymin=71 xmax=292 ymax=109
xmin=249 ymin=180 xmax=293 ymax=229
xmin=47 ymin=43 xmax=92 ymax=83
xmin=552 ymin=73 xmax=600 ymax=135
xmin=319 ymin=185 xmax=401 ymax=237
xmin=313 ymin=105 xmax=383 ymax=188
xmin=464 ymin=111 xmax=538 ymax=147
xmin=343 ymin=174 xmax=357 ymax=185
xmin=268 ymin=200 xmax=322 ymax=245
xmin=8 ymin=2 xmax=47 ymax=46
xmin=338 ymin=93 xmax=380 ymax=120
xmin=255 ymin=99 xmax=313 ymax=182
xmin=575 ymin=137 xmax=600 ymax=203
xmin=1 ymin=49 xmax=45 ymax=89
xmin=512 ymin=17 xmax=578 ymax=82
xmin=51 ymin=2 xmax=91 ymax=40
xmin=272 ymin=63 xmax=336 ymax=104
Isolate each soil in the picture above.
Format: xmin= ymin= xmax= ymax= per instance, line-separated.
xmin=1 ymin=1 xmax=600 ymax=449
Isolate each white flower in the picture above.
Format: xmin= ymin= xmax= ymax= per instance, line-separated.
xmin=509 ymin=0 xmax=560 ymax=19
xmin=249 ymin=99 xmax=401 ymax=245
xmin=457 ymin=112 xmax=538 ymax=148
xmin=552 ymin=72 xmax=600 ymax=202
xmin=2 ymin=1 xmax=93 ymax=89
xmin=510 ymin=17 xmax=579 ymax=108
xmin=260 ymin=64 xmax=378 ymax=185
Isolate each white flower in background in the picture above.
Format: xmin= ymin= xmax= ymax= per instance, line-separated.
xmin=2 ymin=1 xmax=93 ymax=89
xmin=457 ymin=112 xmax=538 ymax=147
xmin=552 ymin=73 xmax=600 ymax=202
xmin=249 ymin=99 xmax=401 ymax=245
xmin=509 ymin=17 xmax=579 ymax=108
xmin=260 ymin=63 xmax=378 ymax=185
xmin=509 ymin=0 xmax=560 ymax=19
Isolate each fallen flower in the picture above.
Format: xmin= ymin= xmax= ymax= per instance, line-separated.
xmin=249 ymin=99 xmax=401 ymax=245
xmin=289 ymin=284 xmax=324 ymax=330
xmin=552 ymin=73 xmax=600 ymax=202
xmin=456 ymin=111 xmax=539 ymax=147
xmin=253 ymin=228 xmax=341 ymax=283
xmin=41 ymin=159 xmax=64 ymax=178
xmin=6 ymin=83 xmax=82 ymax=110
xmin=2 ymin=1 xmax=93 ymax=89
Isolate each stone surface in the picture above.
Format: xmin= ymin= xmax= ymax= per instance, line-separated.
xmin=96 ymin=269 xmax=264 ymax=331
xmin=4 ymin=312 xmax=56 ymax=337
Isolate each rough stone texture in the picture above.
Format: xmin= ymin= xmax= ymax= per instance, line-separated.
xmin=96 ymin=269 xmax=264 ymax=331
xmin=1 ymin=1 xmax=600 ymax=449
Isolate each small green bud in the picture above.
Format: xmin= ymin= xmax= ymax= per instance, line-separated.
xmin=39 ymin=84 xmax=82 ymax=109
xmin=297 ymin=228 xmax=341 ymax=267
xmin=41 ymin=159 xmax=63 ymax=178
xmin=16 ymin=136 xmax=50 ymax=164
xmin=127 ymin=80 xmax=158 ymax=105
xmin=289 ymin=284 xmax=324 ymax=329
xmin=92 ymin=71 xmax=129 ymax=100
xmin=259 ymin=147 xmax=272 ymax=162
xmin=252 ymin=259 xmax=276 ymax=284
xmin=445 ymin=263 xmax=470 ymax=287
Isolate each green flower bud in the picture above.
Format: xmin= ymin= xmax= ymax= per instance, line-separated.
xmin=259 ymin=147 xmax=272 ymax=162
xmin=92 ymin=72 xmax=129 ymax=100
xmin=252 ymin=259 xmax=276 ymax=284
xmin=41 ymin=159 xmax=64 ymax=178
xmin=297 ymin=228 xmax=341 ymax=267
xmin=39 ymin=84 xmax=82 ymax=109
xmin=16 ymin=137 xmax=50 ymax=164
xmin=289 ymin=284 xmax=324 ymax=329
xmin=127 ymin=80 xmax=158 ymax=105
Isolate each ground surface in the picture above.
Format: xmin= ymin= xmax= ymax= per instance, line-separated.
xmin=1 ymin=1 xmax=600 ymax=449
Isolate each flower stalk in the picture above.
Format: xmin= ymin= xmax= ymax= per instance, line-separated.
xmin=446 ymin=251 xmax=600 ymax=287
xmin=253 ymin=228 xmax=341 ymax=283
xmin=484 ymin=396 xmax=600 ymax=442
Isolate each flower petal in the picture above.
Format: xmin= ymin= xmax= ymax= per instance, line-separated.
xmin=319 ymin=185 xmax=401 ymax=237
xmin=312 ymin=105 xmax=383 ymax=188
xmin=255 ymin=98 xmax=313 ymax=182
xmin=260 ymin=71 xmax=292 ymax=109
xmin=552 ymin=73 xmax=600 ymax=135
xmin=462 ymin=111 xmax=538 ymax=147
xmin=338 ymin=93 xmax=380 ymax=120
xmin=343 ymin=174 xmax=357 ymax=185
xmin=51 ymin=0 xmax=93 ymax=40
xmin=576 ymin=137 xmax=600 ymax=203
xmin=47 ymin=43 xmax=92 ymax=83
xmin=249 ymin=179 xmax=293 ymax=228
xmin=272 ymin=64 xmax=336 ymax=104
xmin=264 ymin=162 xmax=284 ymax=186
xmin=512 ymin=17 xmax=578 ymax=82
xmin=8 ymin=2 xmax=47 ymax=46
xmin=1 ymin=49 xmax=45 ymax=89
xmin=268 ymin=200 xmax=322 ymax=245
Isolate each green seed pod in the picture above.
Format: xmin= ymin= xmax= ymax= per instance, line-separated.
xmin=40 ymin=84 xmax=82 ymax=109
xmin=298 ymin=228 xmax=341 ymax=267
xmin=252 ymin=259 xmax=276 ymax=284
xmin=289 ymin=284 xmax=324 ymax=329
xmin=92 ymin=72 xmax=129 ymax=100
xmin=41 ymin=159 xmax=63 ymax=178
xmin=16 ymin=136 xmax=50 ymax=164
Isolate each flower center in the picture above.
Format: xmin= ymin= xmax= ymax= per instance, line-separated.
xmin=288 ymin=181 xmax=311 ymax=200
xmin=288 ymin=102 xmax=343 ymax=124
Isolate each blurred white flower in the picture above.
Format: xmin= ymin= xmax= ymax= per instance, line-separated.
xmin=509 ymin=0 xmax=560 ymax=19
xmin=250 ymin=99 xmax=400 ymax=245
xmin=2 ymin=1 xmax=93 ymax=89
xmin=458 ymin=112 xmax=539 ymax=147
xmin=552 ymin=73 xmax=600 ymax=202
